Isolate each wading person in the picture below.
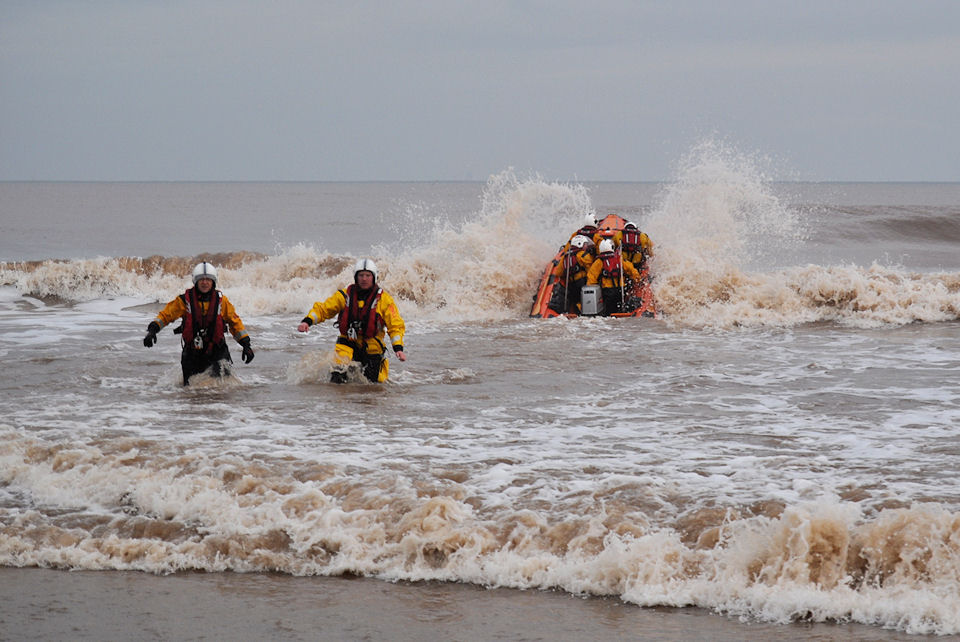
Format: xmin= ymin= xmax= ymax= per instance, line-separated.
xmin=297 ymin=258 xmax=407 ymax=383
xmin=142 ymin=261 xmax=254 ymax=385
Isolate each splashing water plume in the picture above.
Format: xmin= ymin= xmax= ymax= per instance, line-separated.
xmin=377 ymin=170 xmax=593 ymax=321
xmin=2 ymin=164 xmax=959 ymax=329
xmin=648 ymin=140 xmax=804 ymax=274
xmin=639 ymin=142 xmax=960 ymax=328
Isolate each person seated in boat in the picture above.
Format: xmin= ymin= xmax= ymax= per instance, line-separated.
xmin=620 ymin=222 xmax=653 ymax=274
xmin=142 ymin=261 xmax=255 ymax=385
xmin=549 ymin=235 xmax=596 ymax=314
xmin=586 ymin=239 xmax=642 ymax=315
xmin=568 ymin=212 xmax=599 ymax=245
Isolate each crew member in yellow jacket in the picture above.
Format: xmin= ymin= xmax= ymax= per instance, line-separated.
xmin=620 ymin=221 xmax=654 ymax=273
xmin=143 ymin=261 xmax=254 ymax=385
xmin=549 ymin=235 xmax=596 ymax=314
xmin=586 ymin=240 xmax=643 ymax=315
xmin=297 ymin=258 xmax=407 ymax=383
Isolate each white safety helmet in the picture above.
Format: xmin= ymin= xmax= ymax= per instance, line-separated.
xmin=584 ymin=212 xmax=598 ymax=227
xmin=192 ymin=261 xmax=217 ymax=285
xmin=570 ymin=235 xmax=589 ymax=249
xmin=598 ymin=239 xmax=615 ymax=254
xmin=353 ymin=258 xmax=378 ymax=283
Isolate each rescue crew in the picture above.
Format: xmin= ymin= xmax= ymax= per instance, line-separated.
xmin=549 ymin=235 xmax=596 ymax=314
xmin=620 ymin=221 xmax=654 ymax=274
xmin=586 ymin=239 xmax=642 ymax=316
xmin=142 ymin=261 xmax=254 ymax=385
xmin=296 ymin=258 xmax=407 ymax=383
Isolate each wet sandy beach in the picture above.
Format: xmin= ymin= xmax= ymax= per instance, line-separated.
xmin=0 ymin=567 xmax=919 ymax=641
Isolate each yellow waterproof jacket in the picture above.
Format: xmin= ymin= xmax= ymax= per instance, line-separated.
xmin=586 ymin=255 xmax=642 ymax=288
xmin=304 ymin=287 xmax=405 ymax=356
xmin=622 ymin=248 xmax=645 ymax=271
xmin=153 ymin=290 xmax=249 ymax=343
xmin=592 ymin=229 xmax=621 ymax=248
xmin=638 ymin=231 xmax=653 ymax=255
xmin=552 ymin=249 xmax=595 ymax=282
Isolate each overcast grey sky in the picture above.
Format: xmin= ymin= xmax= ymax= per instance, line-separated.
xmin=1 ymin=1 xmax=958 ymax=182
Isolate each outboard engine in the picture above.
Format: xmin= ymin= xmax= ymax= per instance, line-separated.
xmin=580 ymin=285 xmax=602 ymax=316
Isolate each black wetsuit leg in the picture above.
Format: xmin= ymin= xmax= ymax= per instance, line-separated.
xmin=601 ymin=288 xmax=623 ymax=316
xmin=361 ymin=354 xmax=383 ymax=382
xmin=547 ymin=284 xmax=567 ymax=313
xmin=181 ymin=343 xmax=231 ymax=385
xmin=568 ymin=277 xmax=586 ymax=313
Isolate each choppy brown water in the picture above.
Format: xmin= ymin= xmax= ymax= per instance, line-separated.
xmin=2 ymin=174 xmax=960 ymax=636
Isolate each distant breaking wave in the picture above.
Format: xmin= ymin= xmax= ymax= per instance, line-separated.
xmin=3 ymin=158 xmax=960 ymax=328
xmin=3 ymin=248 xmax=960 ymax=329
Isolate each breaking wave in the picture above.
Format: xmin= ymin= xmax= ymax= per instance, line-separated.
xmin=2 ymin=162 xmax=959 ymax=328
xmin=2 ymin=428 xmax=958 ymax=635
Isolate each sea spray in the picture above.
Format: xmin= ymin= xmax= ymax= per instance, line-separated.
xmin=647 ymin=140 xmax=806 ymax=275
xmin=643 ymin=141 xmax=960 ymax=328
xmin=375 ymin=170 xmax=593 ymax=321
xmin=2 ymin=166 xmax=959 ymax=327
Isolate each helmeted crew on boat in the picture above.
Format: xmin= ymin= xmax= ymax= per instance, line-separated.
xmin=549 ymin=234 xmax=596 ymax=314
xmin=567 ymin=212 xmax=600 ymax=247
xmin=586 ymin=239 xmax=643 ymax=316
xmin=620 ymin=222 xmax=654 ymax=273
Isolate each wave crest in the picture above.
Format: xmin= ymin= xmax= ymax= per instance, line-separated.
xmin=3 ymin=163 xmax=959 ymax=328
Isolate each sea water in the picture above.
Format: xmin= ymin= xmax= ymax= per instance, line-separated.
xmin=2 ymin=155 xmax=960 ymax=636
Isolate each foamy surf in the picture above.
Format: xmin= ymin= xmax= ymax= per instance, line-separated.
xmin=3 ymin=177 xmax=959 ymax=328
xmin=1 ymin=429 xmax=957 ymax=635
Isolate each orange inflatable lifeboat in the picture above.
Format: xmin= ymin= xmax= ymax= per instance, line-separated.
xmin=530 ymin=214 xmax=659 ymax=319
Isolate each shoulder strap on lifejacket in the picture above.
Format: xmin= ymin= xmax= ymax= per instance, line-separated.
xmin=181 ymin=287 xmax=225 ymax=353
xmin=601 ymin=254 xmax=622 ymax=278
xmin=337 ymin=288 xmax=351 ymax=336
xmin=338 ymin=285 xmax=383 ymax=340
xmin=622 ymin=229 xmax=642 ymax=247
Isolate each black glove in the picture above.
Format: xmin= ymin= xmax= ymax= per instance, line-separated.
xmin=240 ymin=337 xmax=254 ymax=364
xmin=143 ymin=321 xmax=160 ymax=348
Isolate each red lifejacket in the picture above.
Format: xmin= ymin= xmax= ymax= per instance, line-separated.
xmin=181 ymin=288 xmax=225 ymax=354
xmin=574 ymin=224 xmax=597 ymax=239
xmin=600 ymin=253 xmax=623 ymax=281
xmin=337 ymin=285 xmax=383 ymax=341
xmin=622 ymin=229 xmax=643 ymax=248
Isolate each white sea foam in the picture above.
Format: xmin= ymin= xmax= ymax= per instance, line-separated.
xmin=2 ymin=426 xmax=958 ymax=634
